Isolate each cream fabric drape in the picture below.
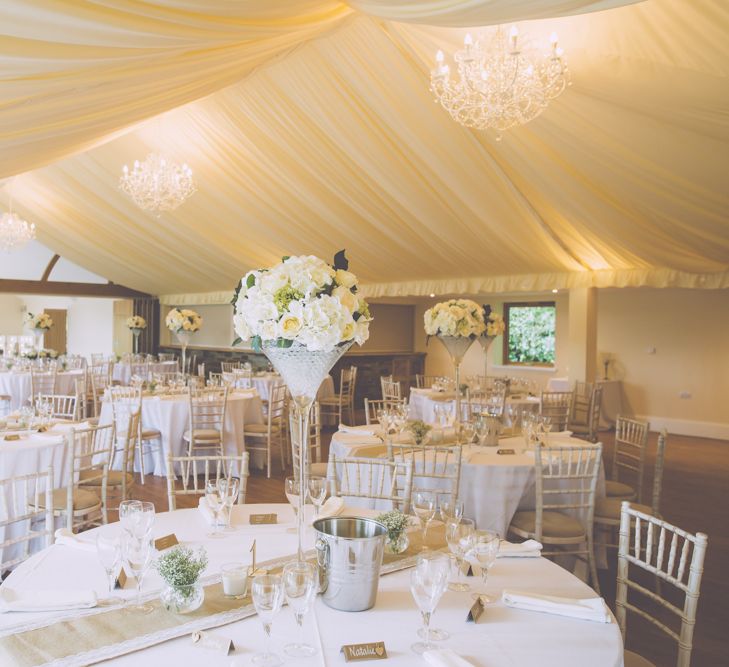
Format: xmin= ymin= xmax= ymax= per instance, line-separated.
xmin=2 ymin=0 xmax=728 ymax=298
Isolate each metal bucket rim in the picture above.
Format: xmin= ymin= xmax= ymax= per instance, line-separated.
xmin=313 ymin=516 xmax=387 ymax=540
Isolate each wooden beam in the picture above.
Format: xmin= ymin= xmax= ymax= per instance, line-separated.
xmin=0 ymin=279 xmax=151 ymax=299
xmin=40 ymin=254 xmax=60 ymax=282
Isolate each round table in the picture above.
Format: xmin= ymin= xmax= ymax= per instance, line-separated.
xmin=0 ymin=370 xmax=85 ymax=411
xmin=0 ymin=504 xmax=622 ymax=667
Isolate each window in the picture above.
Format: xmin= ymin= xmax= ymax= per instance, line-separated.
xmin=503 ymin=302 xmax=556 ymax=366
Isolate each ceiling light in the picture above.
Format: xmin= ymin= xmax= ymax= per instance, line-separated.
xmin=120 ymin=153 xmax=196 ymax=214
xmin=0 ymin=208 xmax=36 ymax=252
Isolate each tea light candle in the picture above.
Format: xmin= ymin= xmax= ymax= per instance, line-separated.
xmin=221 ymin=563 xmax=248 ymax=598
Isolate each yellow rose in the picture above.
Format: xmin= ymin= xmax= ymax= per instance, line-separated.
xmin=335 ymin=269 xmax=358 ymax=289
xmin=342 ymin=322 xmax=355 ymax=340
xmin=279 ymin=315 xmax=302 ymax=339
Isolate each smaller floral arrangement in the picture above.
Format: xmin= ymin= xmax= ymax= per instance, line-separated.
xmin=126 ymin=315 xmax=147 ymax=330
xmin=165 ymin=308 xmax=202 ymax=334
xmin=25 ymin=312 xmax=53 ymax=331
xmin=156 ymin=546 xmax=208 ymax=611
xmin=376 ymin=509 xmax=412 ymax=554
xmin=407 ymin=420 xmax=432 ymax=446
xmin=424 ymin=299 xmax=485 ymax=338
xmin=25 ymin=348 xmax=58 ymax=360
xmin=482 ymin=304 xmax=505 ymax=338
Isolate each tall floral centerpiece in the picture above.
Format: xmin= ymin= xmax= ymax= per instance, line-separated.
xmin=424 ymin=299 xmax=485 ymax=439
xmin=165 ymin=308 xmax=202 ymax=373
xmin=126 ymin=315 xmax=147 ymax=354
xmin=25 ymin=312 xmax=53 ymax=355
xmin=233 ymin=251 xmax=371 ymax=560
xmin=478 ymin=305 xmax=505 ymax=378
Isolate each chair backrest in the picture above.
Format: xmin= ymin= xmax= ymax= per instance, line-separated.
xmin=533 ymin=443 xmax=603 ymax=539
xmin=0 ymin=466 xmax=55 ymax=572
xmin=617 ymin=502 xmax=708 ymax=667
xmin=109 ymin=386 xmax=142 ymax=434
xmin=90 ymin=353 xmax=105 ymax=365
xmin=189 ymin=387 xmax=228 ymax=439
xmin=220 ymin=361 xmax=241 ymax=373
xmin=158 ymin=353 xmax=175 ymax=362
xmin=232 ymin=368 xmax=252 ymax=388
xmin=341 ymin=366 xmax=357 ymax=402
xmin=39 ymin=393 xmax=79 ymax=421
xmin=30 ymin=369 xmax=57 ymax=402
xmin=197 ymin=362 xmax=206 ymax=379
xmin=166 ymin=452 xmax=249 ymax=511
xmin=587 ymin=384 xmax=603 ymax=441
xmin=381 ymin=375 xmax=401 ymax=401
xmin=415 ymin=374 xmax=441 ymax=389
xmin=130 ymin=360 xmax=150 ymax=381
xmin=648 ymin=430 xmax=668 ymax=516
xmin=63 ymin=355 xmax=86 ymax=370
xmin=327 ymin=453 xmax=413 ymax=513
xmin=364 ymin=397 xmax=407 ymax=425
xmin=291 ymin=402 xmax=322 ymax=478
xmin=613 ymin=415 xmax=650 ymax=502
xmin=540 ymin=390 xmax=574 ymax=431
xmin=387 ymin=442 xmax=462 ymax=502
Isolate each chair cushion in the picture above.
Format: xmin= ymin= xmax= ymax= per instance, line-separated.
xmin=624 ymin=650 xmax=656 ymax=667
xmin=510 ymin=510 xmax=585 ymax=538
xmin=310 ymin=462 xmax=328 ymax=477
xmin=141 ymin=428 xmax=161 ymax=440
xmin=318 ymin=397 xmax=341 ymax=405
xmin=79 ymin=470 xmax=134 ymax=487
xmin=183 ymin=429 xmax=221 ymax=441
xmin=33 ymin=487 xmax=100 ymax=511
xmin=595 ymin=497 xmax=653 ymax=520
xmin=605 ymin=480 xmax=636 ymax=499
xmin=244 ymin=424 xmax=281 ymax=435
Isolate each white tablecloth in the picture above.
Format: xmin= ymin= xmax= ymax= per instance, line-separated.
xmin=409 ymin=388 xmax=540 ymax=425
xmin=98 ymin=390 xmax=265 ymax=476
xmin=112 ymin=361 xmax=179 ymax=385
xmin=0 ymin=370 xmax=84 ymax=410
xmin=0 ymin=504 xmax=622 ymax=667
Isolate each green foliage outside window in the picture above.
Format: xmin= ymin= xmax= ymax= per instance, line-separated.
xmin=507 ymin=305 xmax=556 ymax=364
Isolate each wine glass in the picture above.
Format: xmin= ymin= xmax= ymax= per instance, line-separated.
xmin=460 ymin=420 xmax=476 ymax=445
xmin=118 ymin=499 xmax=142 ymax=535
xmin=284 ymin=477 xmax=301 ymax=534
xmin=96 ymin=534 xmax=122 ymax=604
xmin=438 ymin=495 xmax=464 ymax=525
xmin=251 ymin=574 xmax=285 ymax=666
xmin=218 ymin=477 xmax=240 ymax=532
xmin=445 ymin=518 xmax=475 ymax=592
xmin=472 ymin=530 xmax=500 ymax=602
xmin=122 ymin=533 xmax=154 ymax=614
xmin=205 ymin=479 xmax=225 ymax=538
xmin=415 ymin=551 xmax=450 ymax=642
xmin=282 ymin=561 xmax=318 ymax=657
xmin=412 ymin=491 xmax=435 ymax=548
xmin=409 ymin=552 xmax=449 ymax=654
xmin=307 ymin=476 xmax=327 ymax=519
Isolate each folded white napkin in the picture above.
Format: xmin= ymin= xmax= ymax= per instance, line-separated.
xmin=54 ymin=528 xmax=96 ymax=552
xmin=314 ymin=497 xmax=344 ymax=522
xmin=338 ymin=424 xmax=377 ymax=436
xmin=497 ymin=539 xmax=542 ymax=558
xmin=501 ymin=590 xmax=611 ymax=623
xmin=0 ymin=587 xmax=97 ymax=613
xmin=423 ymin=649 xmax=475 ymax=667
xmin=49 ymin=421 xmax=89 ymax=434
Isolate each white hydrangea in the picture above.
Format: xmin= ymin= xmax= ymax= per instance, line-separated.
xmin=424 ymin=299 xmax=486 ymax=338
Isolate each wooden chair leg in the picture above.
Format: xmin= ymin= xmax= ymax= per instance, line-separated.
xmin=588 ymin=535 xmax=601 ymax=595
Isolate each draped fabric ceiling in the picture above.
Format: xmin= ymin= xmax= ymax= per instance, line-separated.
xmin=1 ymin=0 xmax=728 ymax=301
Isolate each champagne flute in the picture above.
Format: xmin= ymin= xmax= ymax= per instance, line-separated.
xmin=307 ymin=476 xmax=327 ymax=519
xmin=252 ymin=574 xmax=285 ymax=667
xmin=205 ymin=479 xmax=224 ymax=538
xmin=122 ymin=533 xmax=154 ymax=614
xmin=282 ymin=561 xmax=318 ymax=657
xmin=219 ymin=477 xmax=240 ymax=532
xmin=413 ymin=491 xmax=436 ymax=548
xmin=472 ymin=530 xmax=500 ymax=602
xmin=284 ymin=477 xmax=300 ymax=534
xmin=96 ymin=534 xmax=122 ymax=604
xmin=409 ymin=553 xmax=449 ymax=654
xmin=445 ymin=518 xmax=475 ymax=592
xmin=415 ymin=551 xmax=450 ymax=642
xmin=438 ymin=495 xmax=464 ymax=525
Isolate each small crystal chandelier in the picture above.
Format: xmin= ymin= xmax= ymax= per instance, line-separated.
xmin=430 ymin=26 xmax=570 ymax=139
xmin=120 ymin=153 xmax=196 ymax=214
xmin=0 ymin=203 xmax=36 ymax=252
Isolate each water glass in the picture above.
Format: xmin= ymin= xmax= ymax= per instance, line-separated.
xmin=307 ymin=476 xmax=327 ymax=518
xmin=122 ymin=533 xmax=154 ymax=614
xmin=415 ymin=551 xmax=450 ymax=642
xmin=218 ymin=477 xmax=240 ymax=531
xmin=205 ymin=480 xmax=225 ymax=538
xmin=409 ymin=553 xmax=449 ymax=654
xmin=413 ymin=491 xmax=436 ymax=547
xmin=284 ymin=477 xmax=301 ymax=534
xmin=282 ymin=561 xmax=318 ymax=657
xmin=472 ymin=530 xmax=500 ymax=602
xmin=251 ymin=574 xmax=285 ymax=667
xmin=438 ymin=496 xmax=464 ymax=525
xmin=96 ymin=534 xmax=122 ymax=603
xmin=445 ymin=518 xmax=475 ymax=592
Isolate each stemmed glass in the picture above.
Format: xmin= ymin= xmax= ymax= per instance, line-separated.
xmin=282 ymin=561 xmax=318 ymax=657
xmin=415 ymin=551 xmax=450 ymax=643
xmin=96 ymin=534 xmax=122 ymax=604
xmin=437 ymin=495 xmax=464 ymax=525
xmin=119 ymin=500 xmax=154 ymax=540
xmin=205 ymin=480 xmax=225 ymax=538
xmin=409 ymin=552 xmax=450 ymax=654
xmin=307 ymin=476 xmax=327 ymax=519
xmin=472 ymin=530 xmax=500 ymax=602
xmin=251 ymin=574 xmax=285 ymax=667
xmin=460 ymin=420 xmax=476 ymax=445
xmin=412 ymin=491 xmax=435 ymax=548
xmin=218 ymin=477 xmax=240 ymax=532
xmin=284 ymin=477 xmax=301 ymax=534
xmin=445 ymin=518 xmax=475 ymax=592
xmin=122 ymin=533 xmax=154 ymax=614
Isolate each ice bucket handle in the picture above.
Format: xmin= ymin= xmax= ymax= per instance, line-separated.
xmin=315 ymin=537 xmax=330 ymax=594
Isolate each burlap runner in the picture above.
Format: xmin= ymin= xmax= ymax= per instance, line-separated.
xmin=0 ymin=524 xmax=447 ymax=667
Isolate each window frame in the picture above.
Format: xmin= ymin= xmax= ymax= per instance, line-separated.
xmin=502 ymin=301 xmax=557 ymax=368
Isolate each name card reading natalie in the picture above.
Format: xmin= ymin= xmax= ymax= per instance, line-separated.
xmin=191 ymin=631 xmax=235 ymax=656
xmin=467 ymin=597 xmax=485 ymax=623
xmin=341 ymin=642 xmax=387 ymax=662
xmin=154 ymin=534 xmax=179 ymax=551
xmin=250 ymin=513 xmax=277 ymax=525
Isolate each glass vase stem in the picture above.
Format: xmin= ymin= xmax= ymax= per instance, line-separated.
xmin=292 ymin=396 xmax=313 ymax=562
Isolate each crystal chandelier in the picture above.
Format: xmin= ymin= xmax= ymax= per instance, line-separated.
xmin=0 ymin=209 xmax=36 ymax=252
xmin=120 ymin=153 xmax=196 ymax=213
xmin=430 ymin=26 xmax=570 ymax=138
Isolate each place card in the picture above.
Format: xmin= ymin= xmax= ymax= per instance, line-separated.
xmin=3 ymin=434 xmax=20 ymax=441
xmin=341 ymin=642 xmax=387 ymax=661
xmin=191 ymin=631 xmax=235 ymax=656
xmin=497 ymin=449 xmax=516 ymax=455
xmin=467 ymin=597 xmax=485 ymax=623
xmin=154 ymin=534 xmax=179 ymax=551
xmin=114 ymin=567 xmax=128 ymax=590
xmin=250 ymin=513 xmax=277 ymax=525
xmin=461 ymin=562 xmax=480 ymax=577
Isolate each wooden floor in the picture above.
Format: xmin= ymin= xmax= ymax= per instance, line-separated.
xmin=129 ymin=427 xmax=729 ymax=667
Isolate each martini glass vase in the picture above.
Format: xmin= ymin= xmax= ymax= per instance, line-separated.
xmin=132 ymin=328 xmax=141 ymax=355
xmin=176 ymin=331 xmax=192 ymax=374
xmin=478 ymin=335 xmax=495 ymax=381
xmin=33 ymin=329 xmax=44 ymax=355
xmin=262 ymin=340 xmax=353 ymax=561
xmin=435 ymin=336 xmax=474 ymax=442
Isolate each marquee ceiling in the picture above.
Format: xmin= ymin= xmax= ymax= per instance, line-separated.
xmin=1 ymin=0 xmax=727 ymax=299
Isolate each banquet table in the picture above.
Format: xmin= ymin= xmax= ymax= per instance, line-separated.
xmin=0 ymin=370 xmax=85 ymax=411
xmin=0 ymin=504 xmax=622 ymax=667
xmin=98 ymin=389 xmax=265 ymax=476
xmin=112 ymin=361 xmax=179 ymax=385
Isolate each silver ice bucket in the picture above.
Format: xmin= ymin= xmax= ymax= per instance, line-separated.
xmin=313 ymin=516 xmax=386 ymax=612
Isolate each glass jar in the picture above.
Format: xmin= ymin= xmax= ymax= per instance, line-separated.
xmin=160 ymin=581 xmax=204 ymax=614
xmin=385 ymin=531 xmax=409 ymax=555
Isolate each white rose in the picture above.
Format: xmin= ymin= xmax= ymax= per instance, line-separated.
xmin=259 ymin=320 xmax=278 ymax=341
xmin=233 ymin=314 xmax=252 ymax=341
xmin=335 ymin=269 xmax=358 ymax=289
xmin=278 ymin=314 xmax=303 ymax=339
xmin=353 ymin=320 xmax=370 ymax=345
xmin=332 ymin=285 xmax=358 ymax=314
